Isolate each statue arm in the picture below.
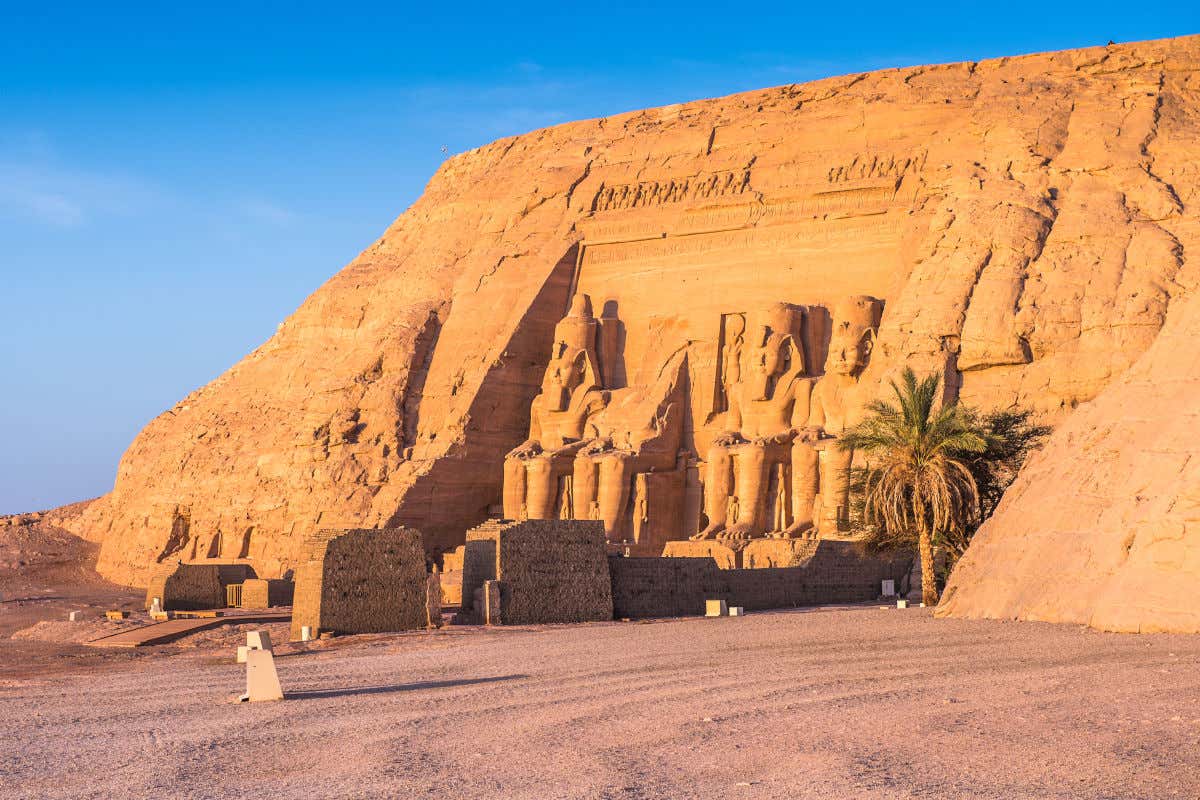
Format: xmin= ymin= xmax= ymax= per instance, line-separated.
xmin=631 ymin=401 xmax=681 ymax=453
xmin=790 ymin=379 xmax=813 ymax=430
xmin=802 ymin=383 xmax=827 ymax=441
xmin=507 ymin=401 xmax=543 ymax=458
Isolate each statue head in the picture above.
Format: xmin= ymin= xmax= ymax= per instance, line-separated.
xmin=745 ymin=303 xmax=805 ymax=401
xmin=825 ymin=295 xmax=883 ymax=378
xmin=541 ymin=294 xmax=600 ymax=411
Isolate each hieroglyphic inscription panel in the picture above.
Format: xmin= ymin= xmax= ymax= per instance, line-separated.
xmin=591 ymin=168 xmax=753 ymax=213
xmin=827 ymin=150 xmax=928 ymax=183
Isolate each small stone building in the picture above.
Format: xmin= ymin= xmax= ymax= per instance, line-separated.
xmin=289 ymin=527 xmax=428 ymax=640
xmin=240 ymin=578 xmax=295 ymax=609
xmin=144 ymin=562 xmax=257 ymax=611
xmin=461 ymin=520 xmax=613 ymax=625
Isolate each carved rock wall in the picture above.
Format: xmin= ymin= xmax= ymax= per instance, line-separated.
xmin=69 ymin=36 xmax=1200 ymax=593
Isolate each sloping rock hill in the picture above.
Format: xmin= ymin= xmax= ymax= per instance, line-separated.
xmin=68 ymin=36 xmax=1200 ymax=632
xmin=937 ymin=269 xmax=1200 ymax=632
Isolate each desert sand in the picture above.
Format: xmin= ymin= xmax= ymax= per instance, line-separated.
xmin=3 ymin=608 xmax=1198 ymax=800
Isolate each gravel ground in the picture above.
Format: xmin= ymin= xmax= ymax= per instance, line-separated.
xmin=3 ymin=606 xmax=1199 ymax=799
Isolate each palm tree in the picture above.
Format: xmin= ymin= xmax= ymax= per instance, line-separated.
xmin=838 ymin=368 xmax=988 ymax=606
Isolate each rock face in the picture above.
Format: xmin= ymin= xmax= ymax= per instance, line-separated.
xmin=70 ymin=36 xmax=1200 ymax=604
xmin=937 ymin=284 xmax=1200 ymax=632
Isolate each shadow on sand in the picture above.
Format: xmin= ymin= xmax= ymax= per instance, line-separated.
xmin=288 ymin=674 xmax=527 ymax=700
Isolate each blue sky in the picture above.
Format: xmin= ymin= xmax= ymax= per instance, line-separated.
xmin=1 ymin=3 xmax=1194 ymax=514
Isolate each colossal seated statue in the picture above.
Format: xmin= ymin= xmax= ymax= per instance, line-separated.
xmin=502 ymin=294 xmax=609 ymax=521
xmin=693 ymin=302 xmax=812 ymax=541
xmin=802 ymin=295 xmax=884 ymax=537
xmin=572 ymin=351 xmax=687 ymax=549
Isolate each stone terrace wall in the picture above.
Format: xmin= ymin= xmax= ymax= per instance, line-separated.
xmin=608 ymin=557 xmax=727 ymax=619
xmin=462 ymin=520 xmax=613 ymax=624
xmin=610 ymin=542 xmax=912 ymax=618
xmin=289 ymin=527 xmax=427 ymax=639
xmin=727 ymin=542 xmax=913 ymax=611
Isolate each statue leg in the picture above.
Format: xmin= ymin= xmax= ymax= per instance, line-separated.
xmin=598 ymin=453 xmax=635 ymax=543
xmin=816 ymin=446 xmax=853 ymax=536
xmin=693 ymin=447 xmax=732 ymax=539
xmin=525 ymin=456 xmax=557 ymax=519
xmin=502 ymin=456 xmax=527 ymax=520
xmin=720 ymin=445 xmax=766 ymax=540
xmin=572 ymin=456 xmax=599 ymax=523
xmin=780 ymin=441 xmax=818 ymax=538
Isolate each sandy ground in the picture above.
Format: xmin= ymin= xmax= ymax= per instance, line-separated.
xmin=3 ymin=606 xmax=1199 ymax=800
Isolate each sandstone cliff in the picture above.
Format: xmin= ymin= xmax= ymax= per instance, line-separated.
xmin=72 ymin=36 xmax=1200 ymax=599
xmin=938 ymin=272 xmax=1200 ymax=632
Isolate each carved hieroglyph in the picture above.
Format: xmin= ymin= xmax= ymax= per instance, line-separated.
xmin=58 ymin=37 xmax=1200 ymax=621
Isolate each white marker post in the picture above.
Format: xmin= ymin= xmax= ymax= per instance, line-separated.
xmin=237 ymin=630 xmax=275 ymax=663
xmin=239 ymin=649 xmax=284 ymax=702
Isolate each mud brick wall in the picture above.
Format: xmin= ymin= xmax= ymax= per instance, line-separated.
xmin=609 ymin=556 xmax=728 ymax=618
xmin=461 ymin=520 xmax=612 ymax=624
xmin=241 ymin=578 xmax=295 ymax=609
xmin=289 ymin=527 xmax=427 ymax=639
xmin=144 ymin=562 xmax=257 ymax=610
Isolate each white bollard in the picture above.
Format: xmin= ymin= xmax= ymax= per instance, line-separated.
xmin=237 ymin=630 xmax=275 ymax=663
xmin=729 ymin=606 xmax=745 ymax=617
xmin=68 ymin=611 xmax=83 ymax=622
xmin=301 ymin=625 xmax=312 ymax=642
xmin=239 ymin=649 xmax=284 ymax=702
xmin=247 ymin=630 xmax=273 ymax=652
xmin=896 ymin=599 xmax=909 ymax=609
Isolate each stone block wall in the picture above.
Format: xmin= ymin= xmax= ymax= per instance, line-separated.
xmin=610 ymin=541 xmax=912 ymax=618
xmin=460 ymin=522 xmax=501 ymax=617
xmin=726 ymin=542 xmax=912 ymax=610
xmin=144 ymin=562 xmax=257 ymax=611
xmin=240 ymin=578 xmax=295 ymax=609
xmin=461 ymin=520 xmax=613 ymax=625
xmin=439 ymin=570 xmax=463 ymax=606
xmin=608 ymin=556 xmax=727 ymax=618
xmin=289 ymin=527 xmax=428 ymax=640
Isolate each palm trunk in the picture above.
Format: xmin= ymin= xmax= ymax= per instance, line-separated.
xmin=914 ymin=491 xmax=938 ymax=606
